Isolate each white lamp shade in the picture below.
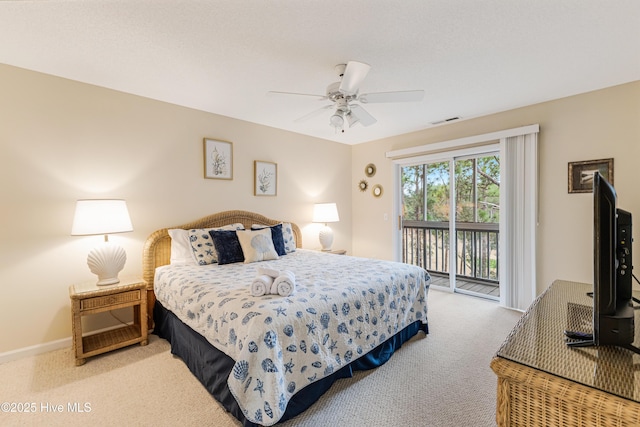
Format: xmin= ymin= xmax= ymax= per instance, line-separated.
xmin=71 ymin=199 xmax=133 ymax=236
xmin=312 ymin=203 xmax=340 ymax=223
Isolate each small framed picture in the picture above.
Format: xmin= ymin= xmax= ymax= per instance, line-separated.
xmin=254 ymin=161 xmax=277 ymax=196
xmin=204 ymin=138 xmax=233 ymax=180
xmin=568 ymin=158 xmax=613 ymax=193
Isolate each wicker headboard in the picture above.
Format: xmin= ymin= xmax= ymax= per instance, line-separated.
xmin=142 ymin=209 xmax=302 ymax=286
xmin=141 ymin=210 xmax=302 ymax=327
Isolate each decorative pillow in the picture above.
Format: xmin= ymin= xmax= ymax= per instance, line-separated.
xmin=253 ymin=222 xmax=296 ymax=253
xmin=281 ymin=222 xmax=297 ymax=253
xmin=189 ymin=223 xmax=244 ymax=265
xmin=168 ymin=229 xmax=196 ymax=265
xmin=251 ymin=223 xmax=286 ymax=256
xmin=209 ymin=229 xmax=245 ymax=265
xmin=236 ymin=228 xmax=279 ymax=263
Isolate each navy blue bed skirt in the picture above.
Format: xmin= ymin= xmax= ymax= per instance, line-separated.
xmin=154 ymin=301 xmax=428 ymax=426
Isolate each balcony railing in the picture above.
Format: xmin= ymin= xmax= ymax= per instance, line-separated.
xmin=402 ymin=220 xmax=499 ymax=284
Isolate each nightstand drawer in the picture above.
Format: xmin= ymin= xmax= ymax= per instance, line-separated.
xmin=80 ymin=290 xmax=141 ymax=311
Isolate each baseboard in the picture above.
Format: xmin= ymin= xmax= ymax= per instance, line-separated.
xmin=0 ymin=322 xmax=153 ymax=365
xmin=0 ymin=336 xmax=71 ymax=364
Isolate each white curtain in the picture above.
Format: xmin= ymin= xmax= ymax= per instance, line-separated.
xmin=499 ymin=132 xmax=538 ymax=310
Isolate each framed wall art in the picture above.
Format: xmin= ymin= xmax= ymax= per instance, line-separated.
xmin=254 ymin=161 xmax=277 ymax=196
xmin=204 ymin=138 xmax=233 ymax=180
xmin=568 ymin=158 xmax=613 ymax=193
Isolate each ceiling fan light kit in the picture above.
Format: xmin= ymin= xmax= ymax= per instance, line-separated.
xmin=345 ymin=111 xmax=359 ymax=127
xmin=269 ymin=61 xmax=424 ymax=133
xmin=330 ymin=110 xmax=344 ymax=129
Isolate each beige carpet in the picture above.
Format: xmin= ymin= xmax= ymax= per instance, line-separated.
xmin=0 ymin=289 xmax=521 ymax=427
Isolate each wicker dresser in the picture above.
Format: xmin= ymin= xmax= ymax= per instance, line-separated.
xmin=491 ymin=280 xmax=640 ymax=426
xmin=70 ymin=277 xmax=148 ymax=366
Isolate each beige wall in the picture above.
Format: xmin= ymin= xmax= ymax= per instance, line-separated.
xmin=3 ymin=61 xmax=638 ymax=356
xmin=0 ymin=64 xmax=352 ymax=353
xmin=352 ymin=80 xmax=640 ymax=296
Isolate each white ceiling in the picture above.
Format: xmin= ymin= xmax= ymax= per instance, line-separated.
xmin=1 ymin=1 xmax=639 ymax=145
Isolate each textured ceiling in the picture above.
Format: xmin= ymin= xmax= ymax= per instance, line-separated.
xmin=1 ymin=1 xmax=639 ymax=144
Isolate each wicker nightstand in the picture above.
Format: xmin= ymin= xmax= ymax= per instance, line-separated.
xmin=69 ymin=277 xmax=148 ymax=366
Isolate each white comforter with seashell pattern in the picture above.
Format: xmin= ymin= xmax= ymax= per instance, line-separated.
xmin=154 ymin=249 xmax=429 ymax=426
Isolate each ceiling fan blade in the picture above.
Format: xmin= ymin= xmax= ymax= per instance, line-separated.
xmin=294 ymin=105 xmax=333 ymax=123
xmin=268 ymin=91 xmax=326 ymax=100
xmin=349 ymin=104 xmax=377 ymax=127
xmin=339 ymin=61 xmax=371 ymax=95
xmin=358 ymin=90 xmax=424 ymax=103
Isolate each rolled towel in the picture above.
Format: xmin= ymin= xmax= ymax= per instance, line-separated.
xmin=258 ymin=265 xmax=281 ymax=278
xmin=273 ymin=270 xmax=296 ymax=297
xmin=251 ymin=274 xmax=274 ymax=297
xmin=269 ymin=279 xmax=278 ymax=295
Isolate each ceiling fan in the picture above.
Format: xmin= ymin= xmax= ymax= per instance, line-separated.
xmin=268 ymin=61 xmax=424 ymax=133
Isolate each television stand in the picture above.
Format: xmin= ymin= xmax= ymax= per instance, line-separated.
xmin=491 ymin=280 xmax=640 ymax=426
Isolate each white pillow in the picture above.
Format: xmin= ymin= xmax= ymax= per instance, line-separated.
xmin=236 ymin=228 xmax=279 ymax=263
xmin=168 ymin=229 xmax=196 ymax=265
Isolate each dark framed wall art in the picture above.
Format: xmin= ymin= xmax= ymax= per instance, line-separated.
xmin=568 ymin=158 xmax=613 ymax=193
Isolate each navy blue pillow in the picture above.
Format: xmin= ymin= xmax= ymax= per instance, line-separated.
xmin=209 ymin=229 xmax=244 ymax=265
xmin=252 ymin=223 xmax=286 ymax=256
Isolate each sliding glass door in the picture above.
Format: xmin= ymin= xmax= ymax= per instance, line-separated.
xmin=453 ymin=155 xmax=500 ymax=298
xmin=400 ymin=151 xmax=500 ymax=300
xmin=401 ymin=160 xmax=450 ymax=277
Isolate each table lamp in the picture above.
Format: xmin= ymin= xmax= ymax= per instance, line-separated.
xmin=312 ymin=202 xmax=339 ymax=251
xmin=71 ymin=199 xmax=133 ymax=285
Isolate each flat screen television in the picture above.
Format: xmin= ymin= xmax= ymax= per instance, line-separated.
xmin=566 ymin=171 xmax=639 ymax=354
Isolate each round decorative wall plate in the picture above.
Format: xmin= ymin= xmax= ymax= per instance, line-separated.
xmin=365 ymin=163 xmax=376 ymax=177
xmin=372 ymin=184 xmax=383 ymax=198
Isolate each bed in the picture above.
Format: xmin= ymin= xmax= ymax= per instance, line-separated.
xmin=142 ymin=210 xmax=430 ymax=426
